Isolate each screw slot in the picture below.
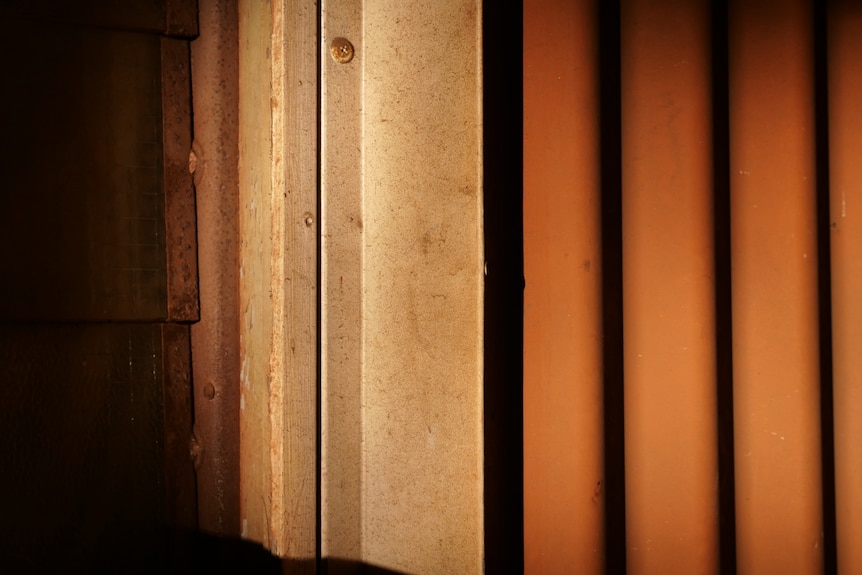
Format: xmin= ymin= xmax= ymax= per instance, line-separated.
xmin=330 ymin=37 xmax=355 ymax=63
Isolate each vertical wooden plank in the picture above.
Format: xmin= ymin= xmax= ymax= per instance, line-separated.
xmin=237 ymin=0 xmax=319 ymax=563
xmin=190 ymin=0 xmax=242 ymax=536
xmin=360 ymin=1 xmax=483 ymax=571
xmin=829 ymin=2 xmax=862 ymax=573
xmin=620 ymin=0 xmax=719 ymax=572
xmin=321 ymin=1 xmax=484 ymax=572
xmin=360 ymin=0 xmax=486 ymax=575
xmin=237 ymin=0 xmax=274 ymax=549
xmin=729 ymin=0 xmax=823 ymax=572
xmin=523 ymin=0 xmax=604 ymax=572
xmin=270 ymin=0 xmax=319 ymax=561
xmin=320 ymin=0 xmax=364 ymax=568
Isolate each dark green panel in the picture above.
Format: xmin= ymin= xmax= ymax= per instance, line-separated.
xmin=0 ymin=19 xmax=167 ymax=321
xmin=0 ymin=323 xmax=165 ymax=567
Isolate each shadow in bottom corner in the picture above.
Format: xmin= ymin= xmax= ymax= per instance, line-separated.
xmin=1 ymin=525 xmax=411 ymax=575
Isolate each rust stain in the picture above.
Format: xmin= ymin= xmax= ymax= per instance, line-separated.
xmin=166 ymin=0 xmax=199 ymax=38
xmin=190 ymin=0 xmax=241 ymax=537
xmin=162 ymin=38 xmax=200 ymax=322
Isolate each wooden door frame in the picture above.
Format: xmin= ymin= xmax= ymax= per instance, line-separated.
xmin=191 ymin=1 xmax=524 ymax=571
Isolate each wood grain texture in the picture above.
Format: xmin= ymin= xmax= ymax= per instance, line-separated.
xmin=237 ymin=0 xmax=274 ymax=549
xmin=270 ymin=0 xmax=319 ymax=560
xmin=237 ymin=0 xmax=318 ymax=562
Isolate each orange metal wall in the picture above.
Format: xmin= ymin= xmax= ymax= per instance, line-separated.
xmin=729 ymin=0 xmax=823 ymax=571
xmin=525 ymin=0 xmax=860 ymax=572
xmin=621 ymin=0 xmax=718 ymax=572
xmin=524 ymin=0 xmax=603 ymax=571
xmin=829 ymin=2 xmax=862 ymax=574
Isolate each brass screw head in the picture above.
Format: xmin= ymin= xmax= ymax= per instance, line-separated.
xmin=330 ymin=37 xmax=355 ymax=63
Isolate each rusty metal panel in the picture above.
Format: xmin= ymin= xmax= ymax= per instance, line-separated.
xmin=162 ymin=38 xmax=200 ymax=322
xmin=620 ymin=0 xmax=719 ymax=572
xmin=729 ymin=0 xmax=824 ymax=572
xmin=523 ymin=0 xmax=604 ymax=572
xmin=321 ymin=1 xmax=484 ymax=572
xmin=190 ymin=0 xmax=242 ymax=537
xmin=829 ymin=1 xmax=862 ymax=573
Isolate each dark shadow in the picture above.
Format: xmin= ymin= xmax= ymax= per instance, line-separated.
xmin=1 ymin=526 xmax=282 ymax=574
xmin=710 ymin=1 xmax=738 ymax=573
xmin=482 ymin=0 xmax=524 ymax=572
xmin=1 ymin=527 xmax=414 ymax=575
xmin=597 ymin=1 xmax=627 ymax=572
xmin=813 ymin=2 xmax=837 ymax=573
